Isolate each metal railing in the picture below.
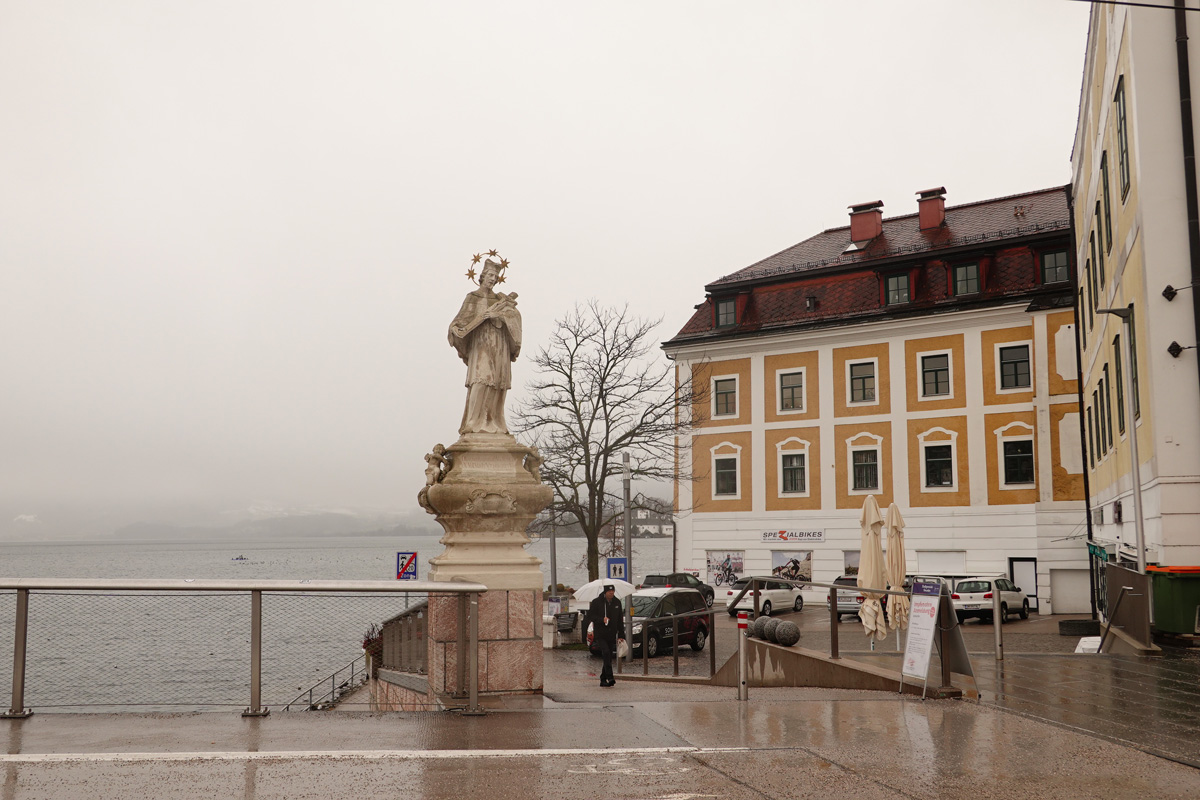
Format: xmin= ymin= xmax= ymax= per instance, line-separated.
xmin=381 ymin=601 xmax=428 ymax=674
xmin=282 ymin=654 xmax=366 ymax=711
xmin=1 ymin=578 xmax=486 ymax=718
xmin=615 ymin=605 xmax=718 ymax=678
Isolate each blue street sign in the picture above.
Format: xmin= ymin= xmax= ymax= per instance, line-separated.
xmin=605 ymin=557 xmax=628 ymax=581
xmin=396 ymin=552 xmax=418 ymax=580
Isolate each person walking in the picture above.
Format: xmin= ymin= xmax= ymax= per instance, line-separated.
xmin=586 ymin=584 xmax=626 ymax=687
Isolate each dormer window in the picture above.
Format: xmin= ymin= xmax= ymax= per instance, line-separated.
xmin=716 ymin=298 xmax=737 ymax=327
xmin=885 ymin=274 xmax=909 ymax=305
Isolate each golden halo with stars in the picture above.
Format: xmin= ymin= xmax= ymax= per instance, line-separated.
xmin=465 ymin=249 xmax=510 ymax=285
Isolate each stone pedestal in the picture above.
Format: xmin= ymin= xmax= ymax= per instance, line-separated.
xmin=424 ymin=432 xmax=550 ymax=695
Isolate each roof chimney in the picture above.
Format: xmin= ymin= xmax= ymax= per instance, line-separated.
xmin=848 ymin=200 xmax=884 ymax=242
xmin=917 ymin=187 xmax=946 ymax=231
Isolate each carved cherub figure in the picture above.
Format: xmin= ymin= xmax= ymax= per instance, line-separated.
xmin=424 ymin=443 xmax=449 ymax=486
xmin=523 ymin=445 xmax=543 ymax=482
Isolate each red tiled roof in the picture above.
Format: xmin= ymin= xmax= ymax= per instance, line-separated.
xmin=706 ymin=186 xmax=1069 ymax=290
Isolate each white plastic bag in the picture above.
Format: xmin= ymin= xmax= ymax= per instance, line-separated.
xmin=617 ymin=639 xmax=630 ymax=659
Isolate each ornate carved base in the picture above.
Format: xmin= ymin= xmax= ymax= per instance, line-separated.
xmin=425 ymin=432 xmax=551 ymax=592
xmin=421 ymin=431 xmax=550 ymax=697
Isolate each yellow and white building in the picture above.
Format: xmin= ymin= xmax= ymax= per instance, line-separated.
xmin=665 ymin=187 xmax=1090 ymax=613
xmin=1071 ymin=2 xmax=1200 ymax=571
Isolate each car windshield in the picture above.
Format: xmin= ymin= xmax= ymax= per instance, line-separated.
xmin=641 ymin=576 xmax=667 ymax=587
xmin=730 ymin=579 xmax=749 ymax=591
xmin=957 ymin=581 xmax=991 ymax=593
xmin=834 ymin=576 xmax=857 ymax=587
xmin=630 ymin=595 xmax=659 ymax=616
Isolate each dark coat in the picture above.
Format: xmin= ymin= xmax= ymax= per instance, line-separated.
xmin=586 ymin=594 xmax=625 ymax=642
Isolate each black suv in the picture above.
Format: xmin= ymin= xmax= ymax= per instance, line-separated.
xmin=628 ymin=588 xmax=710 ymax=658
xmin=638 ymin=572 xmax=715 ymax=607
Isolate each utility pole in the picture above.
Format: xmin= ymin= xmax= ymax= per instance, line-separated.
xmin=623 ymin=452 xmax=633 ymax=662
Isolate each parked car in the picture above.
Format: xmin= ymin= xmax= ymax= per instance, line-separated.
xmin=725 ymin=577 xmax=804 ymax=617
xmin=638 ymin=572 xmax=716 ymax=607
xmin=827 ymin=574 xmax=864 ymax=620
xmin=951 ymin=577 xmax=1029 ymax=623
xmin=597 ymin=588 xmax=709 ymax=658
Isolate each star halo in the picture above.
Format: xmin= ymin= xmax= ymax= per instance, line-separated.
xmin=465 ymin=250 xmax=510 ymax=285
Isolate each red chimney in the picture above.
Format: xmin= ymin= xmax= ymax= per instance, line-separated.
xmin=917 ymin=187 xmax=946 ymax=231
xmin=848 ymin=200 xmax=884 ymax=242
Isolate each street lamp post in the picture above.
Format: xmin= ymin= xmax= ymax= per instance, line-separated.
xmin=623 ymin=452 xmax=633 ymax=662
xmin=1097 ymin=305 xmax=1146 ymax=574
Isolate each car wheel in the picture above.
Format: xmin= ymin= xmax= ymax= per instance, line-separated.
xmin=705 ymin=592 xmax=714 ymax=608
xmin=956 ymin=612 xmax=966 ymax=624
xmin=690 ymin=628 xmax=707 ymax=651
xmin=793 ymin=596 xmax=804 ymax=612
xmin=728 ymin=607 xmax=738 ymax=617
xmin=1000 ymin=603 xmax=1009 ymax=623
xmin=761 ymin=601 xmax=772 ymax=616
xmin=1020 ymin=599 xmax=1030 ymax=620
xmin=646 ymin=634 xmax=660 ymax=658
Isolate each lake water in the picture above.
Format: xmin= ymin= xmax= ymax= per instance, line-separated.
xmin=0 ymin=534 xmax=674 ymax=711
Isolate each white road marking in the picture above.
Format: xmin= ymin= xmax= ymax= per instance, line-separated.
xmin=0 ymin=745 xmax=750 ymax=764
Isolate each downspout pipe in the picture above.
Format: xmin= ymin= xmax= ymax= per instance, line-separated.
xmin=1067 ymin=183 xmax=1098 ymax=621
xmin=1176 ymin=1 xmax=1200 ymax=401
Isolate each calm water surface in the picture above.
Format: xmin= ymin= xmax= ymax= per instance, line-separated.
xmin=0 ymin=535 xmax=672 ymax=711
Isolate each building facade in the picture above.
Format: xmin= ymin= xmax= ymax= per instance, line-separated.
xmin=665 ymin=187 xmax=1090 ymax=613
xmin=1070 ymin=2 xmax=1200 ymax=574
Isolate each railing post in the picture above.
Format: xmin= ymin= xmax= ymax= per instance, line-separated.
xmin=455 ymin=594 xmax=468 ymax=698
xmin=463 ymin=592 xmax=485 ymax=716
xmin=672 ymin=613 xmax=679 ymax=677
xmin=3 ymin=589 xmax=32 ymax=719
xmin=708 ymin=610 xmax=716 ymax=676
xmin=828 ymin=587 xmax=840 ymax=659
xmin=737 ymin=610 xmax=749 ymax=701
xmin=243 ymin=589 xmax=268 ymax=717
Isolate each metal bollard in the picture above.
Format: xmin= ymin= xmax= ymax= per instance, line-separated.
xmin=993 ymin=585 xmax=1004 ymax=661
xmin=737 ymin=611 xmax=749 ymax=701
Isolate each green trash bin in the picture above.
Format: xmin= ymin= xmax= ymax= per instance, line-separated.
xmin=1150 ymin=567 xmax=1200 ymax=635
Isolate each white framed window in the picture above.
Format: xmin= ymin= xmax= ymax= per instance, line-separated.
xmin=711 ymin=374 xmax=738 ymax=418
xmin=846 ymin=358 xmax=879 ymax=406
xmin=994 ymin=341 xmax=1032 ymax=394
xmin=710 ymin=442 xmax=742 ymax=500
xmin=776 ymin=368 xmax=806 ymax=414
xmin=917 ymin=348 xmax=953 ymax=400
xmin=917 ymin=427 xmax=958 ymax=492
xmin=994 ymin=422 xmax=1035 ymax=489
xmin=846 ymin=432 xmax=883 ymax=495
xmin=775 ymin=437 xmax=811 ymax=498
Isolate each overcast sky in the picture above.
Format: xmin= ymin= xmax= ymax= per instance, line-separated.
xmin=0 ymin=1 xmax=1090 ymax=536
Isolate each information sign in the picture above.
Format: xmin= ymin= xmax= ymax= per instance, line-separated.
xmin=605 ymin=557 xmax=628 ymax=581
xmin=902 ymin=580 xmax=942 ymax=682
xmin=396 ymin=551 xmax=418 ymax=580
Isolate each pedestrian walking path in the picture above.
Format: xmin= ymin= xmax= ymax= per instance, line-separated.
xmin=2 ymin=612 xmax=1198 ymax=799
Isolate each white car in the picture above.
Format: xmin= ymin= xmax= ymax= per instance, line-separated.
xmin=725 ymin=577 xmax=804 ymax=617
xmin=951 ymin=576 xmax=1029 ymax=623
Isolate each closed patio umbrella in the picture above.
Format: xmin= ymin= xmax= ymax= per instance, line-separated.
xmin=885 ymin=503 xmax=910 ymax=631
xmin=857 ymin=495 xmax=888 ymax=641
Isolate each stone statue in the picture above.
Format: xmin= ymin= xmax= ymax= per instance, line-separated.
xmin=448 ymin=258 xmax=522 ymax=435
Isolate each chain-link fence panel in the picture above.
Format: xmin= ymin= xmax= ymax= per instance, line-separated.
xmin=0 ymin=591 xmax=14 ymax=712
xmin=0 ymin=589 xmax=425 ymax=712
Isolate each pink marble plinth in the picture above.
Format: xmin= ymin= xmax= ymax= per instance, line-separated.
xmin=426 ymin=588 xmax=542 ymax=696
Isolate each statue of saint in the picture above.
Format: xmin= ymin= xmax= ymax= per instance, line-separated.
xmin=448 ymin=258 xmax=522 ymax=434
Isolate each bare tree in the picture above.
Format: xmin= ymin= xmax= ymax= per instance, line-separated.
xmin=515 ymin=301 xmax=695 ymax=581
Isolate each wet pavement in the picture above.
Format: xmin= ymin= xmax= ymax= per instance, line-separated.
xmin=3 ymin=610 xmax=1199 ymax=799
